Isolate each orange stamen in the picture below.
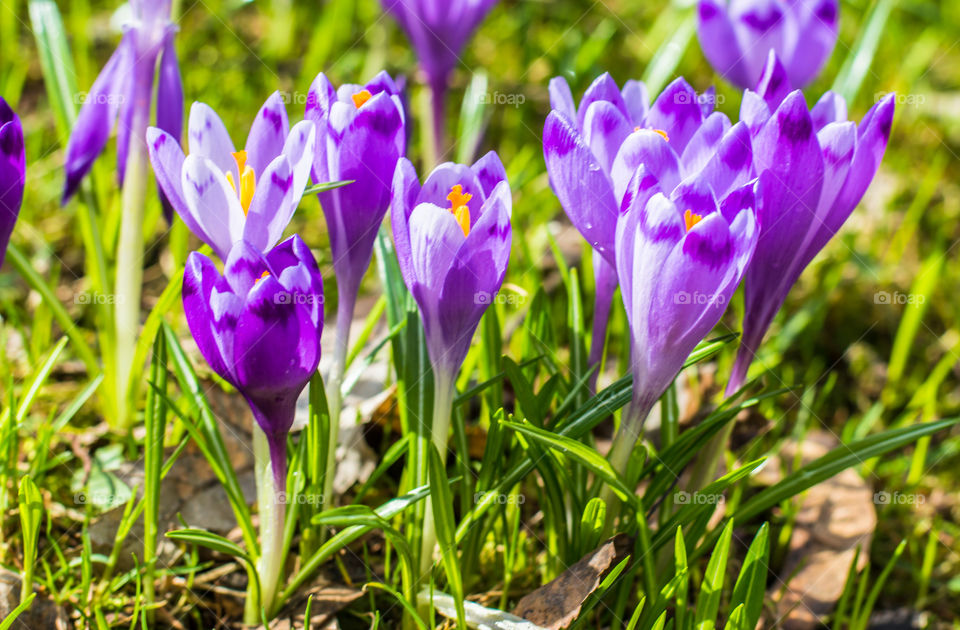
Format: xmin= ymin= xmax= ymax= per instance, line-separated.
xmin=225 ymin=150 xmax=256 ymax=215
xmin=446 ymin=185 xmax=472 ymax=237
xmin=684 ymin=209 xmax=703 ymax=232
xmin=352 ymin=90 xmax=373 ymax=108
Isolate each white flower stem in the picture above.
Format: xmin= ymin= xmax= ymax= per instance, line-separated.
xmin=252 ymin=425 xmax=284 ymax=622
xmin=321 ymin=286 xmax=356 ymax=521
xmin=419 ymin=368 xmax=455 ymax=578
xmin=113 ymin=63 xmax=152 ymax=430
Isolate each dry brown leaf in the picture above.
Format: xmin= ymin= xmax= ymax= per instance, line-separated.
xmin=511 ymin=534 xmax=633 ymax=629
xmin=769 ymin=431 xmax=876 ymax=630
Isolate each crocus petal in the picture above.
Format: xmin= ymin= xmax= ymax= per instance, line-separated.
xmin=680 ymin=111 xmax=732 ymax=176
xmin=188 ymin=102 xmax=237 ymax=181
xmin=645 ymin=77 xmax=705 ymax=154
xmin=810 ymin=91 xmax=848 ymax=132
xmin=755 ymin=50 xmax=792 ymax=111
xmin=471 ymin=151 xmax=507 ymax=198
xmin=621 ymin=79 xmax=650 ymax=126
xmin=390 ymin=158 xmax=423 ymax=286
xmin=548 ymin=76 xmax=577 ymax=123
xmin=582 ymin=100 xmax=633 ymax=176
xmin=182 ymin=251 xmax=235 ymax=383
xmin=245 ymin=92 xmax=290 ymax=176
xmin=697 ymin=0 xmax=752 ymax=88
xmin=408 ymin=202 xmax=467 ymax=302
xmin=0 ymin=103 xmax=25 ymax=266
xmin=282 ymin=120 xmax=316 ymax=200
xmin=786 ymin=0 xmax=838 ymax=87
xmin=155 ymin=35 xmax=184 ymax=222
xmin=698 ymin=121 xmax=754 ymax=200
xmin=418 ymin=162 xmax=485 ymax=208
xmin=181 ymin=154 xmax=245 ymax=259
xmin=63 ymin=35 xmax=132 ymax=203
xmin=243 ymin=156 xmax=295 ymax=252
xmin=147 ymin=127 xmax=206 ymax=238
xmin=576 ymin=73 xmax=630 ymax=130
xmin=611 ymin=129 xmax=683 ymax=202
xmin=543 ymin=111 xmax=619 ymax=261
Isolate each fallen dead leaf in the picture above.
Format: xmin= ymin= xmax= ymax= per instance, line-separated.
xmin=768 ymin=431 xmax=876 ymax=630
xmin=511 ymin=534 xmax=633 ymax=629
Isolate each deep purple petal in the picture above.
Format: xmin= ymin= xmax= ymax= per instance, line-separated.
xmin=697 ymin=0 xmax=752 ymax=89
xmin=62 ymin=36 xmax=132 ymax=203
xmin=576 ymin=73 xmax=630 ymax=130
xmin=582 ymin=100 xmax=633 ymax=176
xmin=182 ymin=251 xmax=235 ymax=384
xmin=0 ymin=102 xmax=25 ymax=266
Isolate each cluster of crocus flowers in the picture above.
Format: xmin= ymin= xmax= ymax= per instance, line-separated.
xmin=182 ymin=235 xmax=323 ymax=617
xmin=544 ymin=73 xmax=751 ymax=387
xmin=62 ymin=0 xmax=182 ymax=205
xmin=0 ymin=98 xmax=24 ymax=266
xmin=391 ymin=152 xmax=512 ymax=571
xmin=380 ymin=0 xmax=499 ymax=157
xmin=148 ymin=93 xmax=316 ymax=260
xmin=696 ymin=0 xmax=839 ymax=90
xmin=731 ymin=53 xmax=896 ymax=392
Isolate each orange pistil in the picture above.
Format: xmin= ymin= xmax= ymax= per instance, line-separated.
xmin=225 ymin=150 xmax=256 ymax=215
xmin=255 ymin=270 xmax=270 ymax=284
xmin=446 ymin=185 xmax=472 ymax=237
xmin=352 ymin=90 xmax=373 ymax=109
xmin=684 ymin=209 xmax=703 ymax=232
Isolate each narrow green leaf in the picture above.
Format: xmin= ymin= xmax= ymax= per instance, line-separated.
xmin=165 ymin=529 xmax=251 ymax=564
xmin=831 ymin=0 xmax=897 ymax=104
xmin=695 ymin=520 xmax=734 ymax=629
xmin=427 ymin=447 xmax=466 ymax=629
xmin=303 ymin=180 xmax=354 ymax=195
xmin=730 ymin=523 xmax=769 ymax=630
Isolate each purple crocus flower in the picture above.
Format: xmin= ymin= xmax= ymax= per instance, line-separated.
xmin=544 ymin=74 xmax=751 ymax=387
xmin=729 ymin=54 xmax=896 ymax=391
xmin=380 ymin=0 xmax=498 ymax=156
xmin=607 ymin=169 xmax=759 ymax=472
xmin=696 ymin=0 xmax=839 ymax=90
xmin=182 ymin=234 xmax=323 ymax=489
xmin=147 ymin=93 xmax=316 ymax=261
xmin=391 ymin=151 xmax=510 ymax=575
xmin=306 ymin=72 xmax=406 ymax=314
xmin=63 ymin=0 xmax=182 ymax=207
xmin=0 ymin=98 xmax=25 ymax=267
xmin=391 ymin=153 xmax=511 ymax=376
